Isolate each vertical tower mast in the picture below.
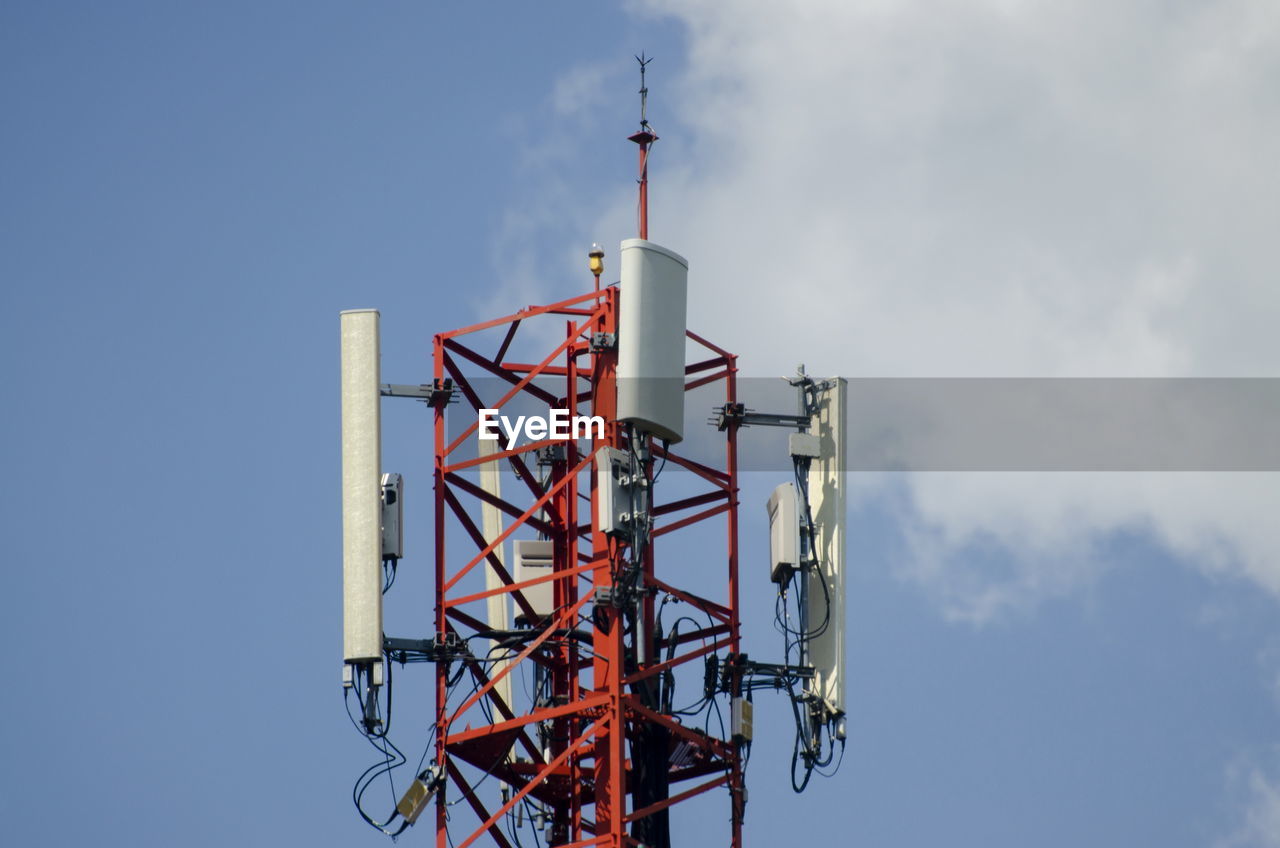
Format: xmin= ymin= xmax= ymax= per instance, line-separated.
xmin=630 ymin=54 xmax=657 ymax=241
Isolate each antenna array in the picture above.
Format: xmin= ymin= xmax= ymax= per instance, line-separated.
xmin=338 ymin=61 xmax=847 ymax=848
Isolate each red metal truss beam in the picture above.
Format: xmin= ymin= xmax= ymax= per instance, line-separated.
xmin=686 ymin=369 xmax=732 ymax=392
xmin=622 ymin=636 xmax=734 ymax=688
xmin=656 ymin=622 xmax=731 ymax=651
xmin=443 ymin=342 xmax=582 ymax=455
xmin=442 ymin=368 xmax=563 ymax=526
xmin=448 ymin=594 xmax=593 ymax=724
xmin=443 ymin=470 xmax=559 ymax=534
xmin=434 ymin=617 xmax=548 ymax=693
xmin=439 ymin=289 xmax=606 ymax=340
xmin=445 ymin=305 xmax=598 ymax=400
xmin=447 ymin=759 xmax=517 ymax=848
xmin=442 ymin=486 xmax=540 ymax=621
xmin=501 ymin=363 xmax=571 ymax=376
xmin=443 ymin=448 xmax=598 ymax=593
xmin=448 ymin=360 xmax=491 ymax=417
xmin=443 ymin=605 xmax=492 ymax=634
xmin=448 ymin=350 xmax=568 ymax=445
xmin=446 ymin=692 xmax=609 ymax=746
xmin=652 ymin=489 xmax=729 ymax=518
xmin=458 ymin=660 xmax=545 ymax=765
xmin=443 ymin=345 xmax=559 ymax=410
xmin=686 ymin=356 xmax=729 ymax=375
xmin=441 ymin=368 xmax=567 ymax=543
xmin=508 ymin=451 xmax=562 ymax=520
xmin=623 ymin=696 xmax=733 ymax=761
xmin=652 ymin=444 xmax=731 ymax=487
xmin=443 ymin=440 xmax=565 ymax=484
xmin=624 ymin=774 xmax=731 ymax=826
xmin=494 ymin=318 xmax=521 ymax=363
xmin=685 ymin=328 xmax=734 ymax=360
xmin=646 ymin=576 xmax=732 ymax=623
xmin=669 ymin=761 xmax=734 ymax=784
xmin=443 ymin=610 xmax=574 ymax=676
xmin=445 ymin=557 xmax=600 ymax=610
xmin=654 ymin=502 xmax=733 ymax=538
xmin=455 ymin=717 xmax=604 ymax=848
xmin=505 ymin=759 xmax=580 ymax=782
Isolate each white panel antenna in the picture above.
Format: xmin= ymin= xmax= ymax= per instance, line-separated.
xmin=513 ymin=540 xmax=555 ymax=623
xmin=477 ymin=436 xmax=514 ymax=713
xmin=616 ymin=239 xmax=688 ymax=443
xmin=804 ymin=378 xmax=847 ymax=733
xmin=341 ymin=310 xmax=384 ymax=679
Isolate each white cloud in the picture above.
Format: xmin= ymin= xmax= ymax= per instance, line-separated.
xmin=1220 ymin=751 xmax=1280 ymax=848
xmin=516 ymin=1 xmax=1280 ymax=619
xmin=637 ymin=0 xmax=1280 ymax=378
xmin=891 ymin=471 xmax=1278 ymax=622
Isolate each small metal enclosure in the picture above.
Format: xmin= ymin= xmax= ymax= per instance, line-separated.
xmin=596 ymin=445 xmax=634 ymax=537
xmin=341 ymin=309 xmax=384 ymax=669
xmin=730 ymin=697 xmax=753 ymax=745
xmin=767 ymin=482 xmax=800 ymax=583
xmin=616 ymin=239 xmax=688 ymax=443
xmin=397 ymin=768 xmax=440 ymax=825
xmin=513 ymin=540 xmax=555 ymax=623
xmin=788 ymin=432 xmax=821 ymax=460
xmin=381 ymin=472 xmax=403 ymax=560
xmin=804 ymin=378 xmax=847 ymax=728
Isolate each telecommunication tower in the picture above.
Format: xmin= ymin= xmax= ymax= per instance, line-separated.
xmin=339 ymin=60 xmax=847 ymax=848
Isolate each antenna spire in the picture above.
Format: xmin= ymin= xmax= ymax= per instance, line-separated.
xmin=637 ymin=52 xmax=652 ymax=131
xmin=628 ymin=53 xmax=658 ymax=240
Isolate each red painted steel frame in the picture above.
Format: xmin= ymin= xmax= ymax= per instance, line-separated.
xmin=430 ymin=285 xmax=743 ymax=848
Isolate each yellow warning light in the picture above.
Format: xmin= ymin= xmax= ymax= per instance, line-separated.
xmin=588 ymin=243 xmax=605 ymax=277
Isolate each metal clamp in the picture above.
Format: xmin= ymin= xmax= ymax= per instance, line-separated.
xmin=711 ymin=402 xmax=811 ymax=432
xmin=380 ymin=378 xmax=457 ymax=408
xmin=383 ymin=632 xmax=472 ymax=665
xmin=536 ymin=445 xmax=566 ymax=466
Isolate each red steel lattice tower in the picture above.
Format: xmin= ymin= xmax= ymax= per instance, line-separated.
xmin=413 ymin=58 xmax=749 ymax=848
xmin=429 ymin=281 xmax=745 ymax=848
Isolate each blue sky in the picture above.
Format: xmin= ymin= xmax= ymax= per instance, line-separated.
xmin=3 ymin=2 xmax=1279 ymax=846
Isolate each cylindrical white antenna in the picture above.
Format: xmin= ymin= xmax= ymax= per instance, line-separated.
xmin=341 ymin=310 xmax=384 ymax=675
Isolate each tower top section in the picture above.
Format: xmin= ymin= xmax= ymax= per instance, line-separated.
xmin=629 ymin=53 xmax=658 ymax=239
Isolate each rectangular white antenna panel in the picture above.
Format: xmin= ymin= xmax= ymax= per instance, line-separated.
xmin=341 ymin=309 xmax=384 ymax=666
xmin=805 ymin=378 xmax=847 ymax=727
xmin=477 ymin=436 xmax=514 ymax=713
xmin=513 ymin=540 xmax=555 ymax=623
xmin=767 ymin=482 xmax=799 ymax=583
xmin=616 ymin=239 xmax=688 ymax=443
